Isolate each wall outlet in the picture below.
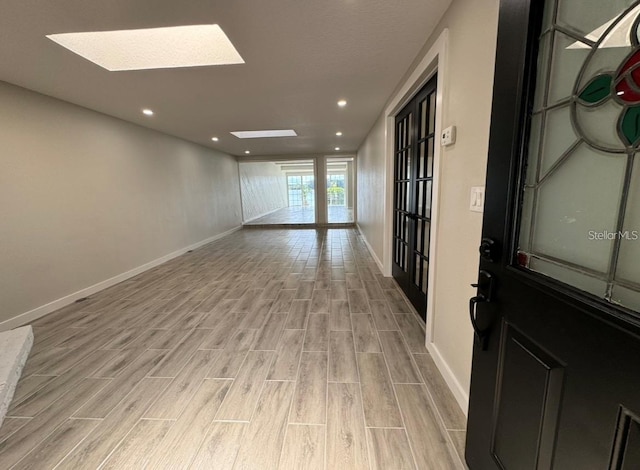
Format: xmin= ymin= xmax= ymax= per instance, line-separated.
xmin=441 ymin=125 xmax=456 ymax=146
xmin=470 ymin=186 xmax=485 ymax=213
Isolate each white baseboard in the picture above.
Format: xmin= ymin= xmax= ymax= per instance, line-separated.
xmin=356 ymin=224 xmax=384 ymax=273
xmin=0 ymin=226 xmax=242 ymax=332
xmin=243 ymin=206 xmax=287 ymax=223
xmin=427 ymin=341 xmax=470 ymax=416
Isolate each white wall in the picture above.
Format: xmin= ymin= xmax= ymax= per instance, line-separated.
xmin=357 ymin=114 xmax=386 ymax=268
xmin=0 ymin=81 xmax=242 ymax=328
xmin=239 ymin=162 xmax=288 ymax=222
xmin=356 ymin=0 xmax=499 ymax=408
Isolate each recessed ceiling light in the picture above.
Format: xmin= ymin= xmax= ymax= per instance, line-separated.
xmin=245 ymin=150 xmax=251 ymax=154
xmin=337 ymin=100 xmax=347 ymax=107
xmin=211 ymin=137 xmax=219 ymax=142
xmin=230 ymin=130 xmax=297 ymax=139
xmin=336 ymin=131 xmax=343 ymax=136
xmin=335 ymin=147 xmax=341 ymax=151
xmin=142 ymin=109 xmax=154 ymax=116
xmin=46 ymin=24 xmax=245 ymax=71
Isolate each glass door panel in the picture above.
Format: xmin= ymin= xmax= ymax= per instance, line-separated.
xmin=517 ymin=0 xmax=640 ymax=311
xmin=262 ymin=160 xmax=316 ymax=225
xmin=326 ymin=157 xmax=354 ymax=223
xmin=393 ymin=111 xmax=412 ymax=275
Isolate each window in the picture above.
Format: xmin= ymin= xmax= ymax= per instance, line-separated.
xmin=327 ymin=174 xmax=346 ymax=206
xmin=287 ymin=175 xmax=315 ymax=207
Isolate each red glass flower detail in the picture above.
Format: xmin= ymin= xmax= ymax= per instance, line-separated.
xmin=614 ymin=49 xmax=640 ymax=104
xmin=577 ymin=46 xmax=640 ymax=146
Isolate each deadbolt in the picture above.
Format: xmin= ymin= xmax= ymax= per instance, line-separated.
xmin=479 ymin=238 xmax=498 ymax=262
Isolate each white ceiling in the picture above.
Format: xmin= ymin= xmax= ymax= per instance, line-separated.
xmin=0 ymin=0 xmax=452 ymax=157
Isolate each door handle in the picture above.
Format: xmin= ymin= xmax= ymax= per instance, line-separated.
xmin=469 ymin=295 xmax=490 ymax=350
xmin=469 ymin=270 xmax=495 ymax=351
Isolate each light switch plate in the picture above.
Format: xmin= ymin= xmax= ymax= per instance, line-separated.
xmin=441 ymin=125 xmax=456 ymax=146
xmin=470 ymin=186 xmax=485 ymax=213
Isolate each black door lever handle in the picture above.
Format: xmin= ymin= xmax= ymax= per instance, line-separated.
xmin=469 ymin=295 xmax=490 ymax=350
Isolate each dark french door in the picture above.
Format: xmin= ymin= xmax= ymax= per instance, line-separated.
xmin=466 ymin=1 xmax=640 ymax=468
xmin=392 ymin=76 xmax=437 ymax=321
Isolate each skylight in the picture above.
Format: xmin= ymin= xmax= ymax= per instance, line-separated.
xmin=230 ymin=130 xmax=298 ymax=139
xmin=46 ymin=24 xmax=245 ymax=71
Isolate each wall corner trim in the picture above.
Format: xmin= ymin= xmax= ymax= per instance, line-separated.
xmin=0 ymin=226 xmax=242 ymax=332
xmin=356 ymin=223 xmax=384 ymax=273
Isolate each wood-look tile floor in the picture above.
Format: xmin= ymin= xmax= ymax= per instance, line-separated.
xmin=1 ymin=228 xmax=466 ymax=469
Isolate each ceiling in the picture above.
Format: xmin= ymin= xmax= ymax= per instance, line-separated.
xmin=0 ymin=0 xmax=452 ymax=157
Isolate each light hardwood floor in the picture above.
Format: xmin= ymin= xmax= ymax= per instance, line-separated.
xmin=1 ymin=228 xmax=466 ymax=469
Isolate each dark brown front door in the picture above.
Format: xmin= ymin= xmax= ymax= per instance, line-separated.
xmin=392 ymin=76 xmax=437 ymax=320
xmin=466 ymin=1 xmax=640 ymax=469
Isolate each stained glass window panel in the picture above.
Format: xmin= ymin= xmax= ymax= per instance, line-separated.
xmin=615 ymin=157 xmax=640 ymax=283
xmin=547 ymin=31 xmax=590 ymax=105
xmin=539 ymin=105 xmax=579 ymax=177
xmin=517 ymin=0 xmax=640 ymax=311
xmin=557 ymin=2 xmax=639 ymax=41
xmin=531 ymin=144 xmax=626 ymax=273
xmin=611 ymin=284 xmax=640 ymax=311
xmin=533 ymin=33 xmax=552 ymax=111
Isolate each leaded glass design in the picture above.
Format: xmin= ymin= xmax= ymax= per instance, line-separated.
xmin=519 ymin=0 xmax=640 ymax=311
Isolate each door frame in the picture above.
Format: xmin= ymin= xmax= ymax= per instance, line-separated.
xmin=391 ymin=77 xmax=438 ymax=320
xmin=381 ymin=29 xmax=468 ymax=410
